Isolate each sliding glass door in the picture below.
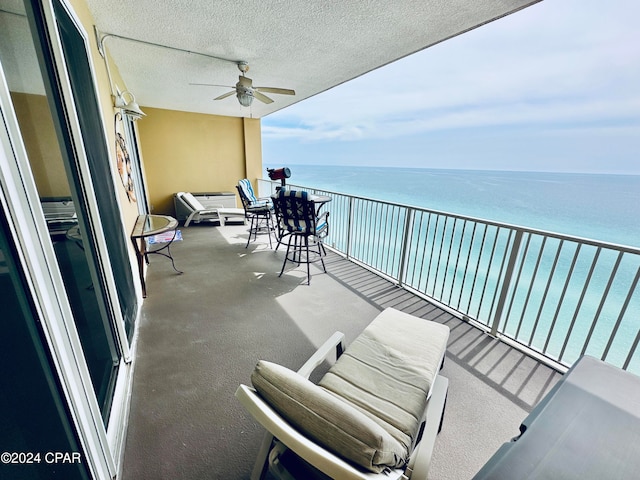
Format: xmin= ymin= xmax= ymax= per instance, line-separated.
xmin=0 ymin=0 xmax=121 ymax=420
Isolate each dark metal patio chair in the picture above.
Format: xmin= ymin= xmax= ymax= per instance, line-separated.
xmin=236 ymin=179 xmax=275 ymax=248
xmin=272 ymin=189 xmax=329 ymax=285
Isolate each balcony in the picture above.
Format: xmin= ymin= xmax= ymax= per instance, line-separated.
xmin=121 ymin=217 xmax=564 ymax=479
xmin=260 ymin=180 xmax=640 ymax=375
xmin=122 ymin=181 xmax=640 ymax=478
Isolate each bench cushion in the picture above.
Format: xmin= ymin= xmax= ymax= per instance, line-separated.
xmin=319 ymin=308 xmax=450 ymax=456
xmin=251 ymin=360 xmax=406 ymax=473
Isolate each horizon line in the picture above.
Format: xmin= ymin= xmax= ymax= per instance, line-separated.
xmin=263 ymin=163 xmax=640 ymax=176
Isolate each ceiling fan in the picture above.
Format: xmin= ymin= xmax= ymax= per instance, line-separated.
xmin=190 ymin=62 xmax=295 ymax=107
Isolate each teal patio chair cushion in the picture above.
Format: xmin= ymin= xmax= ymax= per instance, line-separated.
xmin=238 ymin=178 xmax=258 ymax=203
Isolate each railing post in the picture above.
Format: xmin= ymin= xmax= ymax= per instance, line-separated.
xmin=346 ymin=196 xmax=354 ymax=259
xmin=398 ymin=208 xmax=415 ymax=287
xmin=490 ymin=229 xmax=523 ymax=336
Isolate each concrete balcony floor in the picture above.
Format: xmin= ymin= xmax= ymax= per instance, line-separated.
xmin=121 ymin=223 xmax=562 ymax=480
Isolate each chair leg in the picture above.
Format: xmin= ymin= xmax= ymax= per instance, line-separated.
xmin=298 ymin=235 xmax=305 ymax=265
xmin=254 ymin=216 xmax=262 ymax=243
xmin=245 ymin=215 xmax=256 ymax=248
xmin=290 ymin=235 xmax=298 ymax=265
xmin=320 ymin=240 xmax=327 ymax=256
xmin=279 ymin=233 xmax=326 ymax=284
xmin=274 ymin=217 xmax=285 ymax=251
xmin=246 ymin=213 xmax=274 ymax=249
xmin=266 ymin=214 xmax=273 ymax=249
xmin=279 ymin=234 xmax=293 ymax=277
xmin=250 ymin=433 xmax=274 ymax=480
xmin=305 ymin=235 xmax=311 ymax=285
xmin=318 ymin=240 xmax=327 ymax=273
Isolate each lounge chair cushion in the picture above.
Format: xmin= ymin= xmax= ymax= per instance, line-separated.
xmin=251 ymin=360 xmax=407 ymax=473
xmin=181 ymin=192 xmax=206 ymax=211
xmin=318 ymin=308 xmax=450 ymax=455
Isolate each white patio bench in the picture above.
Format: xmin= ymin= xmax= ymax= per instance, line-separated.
xmin=236 ymin=307 xmax=450 ymax=480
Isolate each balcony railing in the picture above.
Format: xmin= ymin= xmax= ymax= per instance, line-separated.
xmin=259 ymin=180 xmax=640 ymax=373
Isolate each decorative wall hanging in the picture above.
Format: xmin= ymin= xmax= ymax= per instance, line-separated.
xmin=116 ymin=131 xmax=136 ymax=202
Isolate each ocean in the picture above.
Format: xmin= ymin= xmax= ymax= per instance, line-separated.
xmin=265 ymin=164 xmax=640 ymax=371
xmin=266 ymin=165 xmax=640 ymax=248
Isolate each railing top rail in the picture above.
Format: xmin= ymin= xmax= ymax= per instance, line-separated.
xmin=259 ymin=179 xmax=640 ymax=255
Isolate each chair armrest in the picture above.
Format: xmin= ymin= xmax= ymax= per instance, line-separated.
xmin=297 ymin=331 xmax=345 ymax=379
xmin=184 ymin=207 xmax=221 ymax=227
xmin=315 ymin=211 xmax=330 ymax=237
xmin=237 ymin=332 xmax=346 ymax=480
xmin=404 ymin=374 xmax=449 ymax=480
xmin=247 ymin=201 xmax=272 ymax=211
xmin=316 ymin=211 xmax=329 ymax=225
xmin=196 ymin=207 xmax=223 ymax=214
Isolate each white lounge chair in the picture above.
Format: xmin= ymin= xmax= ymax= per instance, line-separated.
xmin=236 ymin=308 xmax=450 ymax=480
xmin=175 ymin=192 xmax=222 ymax=227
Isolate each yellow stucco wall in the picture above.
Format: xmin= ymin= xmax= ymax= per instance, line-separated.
xmin=136 ymin=107 xmax=263 ymax=215
xmin=243 ymin=118 xmax=264 ymax=195
xmin=67 ymin=0 xmax=264 ymax=220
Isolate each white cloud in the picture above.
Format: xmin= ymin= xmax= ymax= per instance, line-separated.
xmin=263 ymin=0 xmax=640 ymax=152
xmin=265 ymin=94 xmax=640 ymax=143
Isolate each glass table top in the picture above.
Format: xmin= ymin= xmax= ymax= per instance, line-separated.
xmin=131 ymin=214 xmax=178 ymax=238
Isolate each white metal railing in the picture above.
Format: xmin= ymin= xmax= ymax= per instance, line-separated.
xmin=259 ymin=179 xmax=640 ymax=373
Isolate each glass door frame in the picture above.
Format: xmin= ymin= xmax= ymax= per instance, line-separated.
xmin=0 ymin=53 xmax=115 ymax=480
xmin=28 ymin=0 xmax=133 ymax=362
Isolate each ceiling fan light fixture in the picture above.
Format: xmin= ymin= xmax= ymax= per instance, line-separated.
xmin=237 ymin=90 xmax=253 ymax=107
xmin=195 ymin=62 xmax=293 ymax=107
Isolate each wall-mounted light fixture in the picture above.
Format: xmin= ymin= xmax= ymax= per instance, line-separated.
xmin=114 ymin=91 xmax=145 ymax=120
xmin=95 ymin=27 xmax=146 ymax=120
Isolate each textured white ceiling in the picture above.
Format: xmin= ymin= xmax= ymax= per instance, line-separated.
xmin=87 ymin=0 xmax=541 ymax=118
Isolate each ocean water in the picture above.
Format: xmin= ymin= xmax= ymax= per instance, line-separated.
xmin=265 ymin=164 xmax=640 ymax=370
xmin=266 ymin=165 xmax=640 ymax=248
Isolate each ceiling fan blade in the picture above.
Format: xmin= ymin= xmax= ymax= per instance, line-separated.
xmin=255 ymin=87 xmax=295 ymax=96
xmin=190 ymin=83 xmax=234 ymax=88
xmin=238 ymin=76 xmax=253 ymax=87
xmin=214 ymin=90 xmax=236 ymax=101
xmin=253 ymin=91 xmax=274 ymax=104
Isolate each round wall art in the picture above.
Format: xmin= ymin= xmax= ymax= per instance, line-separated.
xmin=116 ymin=132 xmax=136 ymax=202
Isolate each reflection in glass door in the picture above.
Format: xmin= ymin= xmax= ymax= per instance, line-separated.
xmin=0 ymin=2 xmax=118 ymax=420
xmin=0 ymin=207 xmax=91 ymax=480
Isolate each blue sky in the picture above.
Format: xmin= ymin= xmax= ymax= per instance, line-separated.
xmin=262 ymin=0 xmax=640 ymax=174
